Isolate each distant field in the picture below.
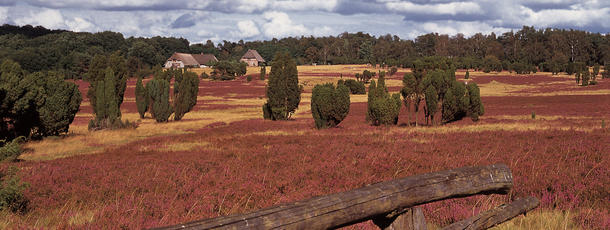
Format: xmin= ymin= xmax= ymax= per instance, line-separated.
xmin=2 ymin=65 xmax=608 ymax=229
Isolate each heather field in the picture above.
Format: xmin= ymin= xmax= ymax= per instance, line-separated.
xmin=1 ymin=65 xmax=609 ymax=229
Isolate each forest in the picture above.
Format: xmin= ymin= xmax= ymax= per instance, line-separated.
xmin=0 ymin=24 xmax=608 ymax=79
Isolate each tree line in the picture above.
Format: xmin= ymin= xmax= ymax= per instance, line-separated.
xmin=1 ymin=24 xmax=608 ymax=79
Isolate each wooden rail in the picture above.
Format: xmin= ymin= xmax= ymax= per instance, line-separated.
xmin=154 ymin=164 xmax=538 ymax=230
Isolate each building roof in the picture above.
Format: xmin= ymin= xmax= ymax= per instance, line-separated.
xmin=193 ymin=54 xmax=218 ymax=65
xmin=168 ymin=52 xmax=218 ymax=66
xmin=240 ymin=49 xmax=265 ymax=62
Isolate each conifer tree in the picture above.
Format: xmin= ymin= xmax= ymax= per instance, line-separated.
xmin=263 ymin=52 xmax=300 ymax=120
xmin=135 ymin=77 xmax=148 ymax=118
xmin=173 ymin=70 xmax=200 ymax=121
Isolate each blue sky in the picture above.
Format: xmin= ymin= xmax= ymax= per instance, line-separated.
xmin=0 ymin=0 xmax=608 ymax=43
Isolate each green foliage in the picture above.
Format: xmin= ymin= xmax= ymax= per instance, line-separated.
xmin=466 ymin=82 xmax=484 ymax=121
xmin=1 ymin=59 xmax=81 ymax=140
xmin=246 ymin=75 xmax=252 ymax=82
xmin=311 ymin=83 xmax=350 ymax=129
xmin=86 ymin=52 xmax=128 ymax=116
xmin=511 ymin=62 xmax=536 ymax=74
xmin=367 ymin=77 xmax=401 ymax=126
xmin=389 ymin=67 xmax=398 ymax=76
xmin=173 ymin=70 xmax=200 ymax=121
xmin=263 ymin=52 xmax=301 ymax=120
xmin=592 ymin=64 xmax=600 ymax=78
xmin=581 ymin=70 xmax=590 ymax=86
xmin=355 ymin=70 xmax=376 ymax=83
xmin=135 ymin=77 xmax=148 ymax=118
xmin=424 ymin=85 xmax=438 ymax=125
xmin=0 ymin=137 xmax=24 ymax=162
xmin=147 ymin=77 xmax=172 ymax=122
xmin=442 ymin=81 xmax=469 ymax=123
xmin=531 ymin=111 xmax=536 ymax=120
xmin=200 ymin=72 xmax=210 ymax=79
xmin=0 ymin=167 xmax=29 ymax=213
xmin=603 ymin=63 xmax=610 ymax=79
xmin=89 ymin=67 xmax=120 ymax=129
xmin=464 ymin=70 xmax=470 ymax=79
xmin=483 ymin=55 xmax=502 ymax=73
xmin=260 ymin=66 xmax=266 ymax=80
xmin=211 ymin=61 xmax=247 ymax=80
xmin=337 ymin=79 xmax=366 ymax=94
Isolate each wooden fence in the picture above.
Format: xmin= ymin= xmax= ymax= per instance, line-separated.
xmin=154 ymin=164 xmax=538 ymax=230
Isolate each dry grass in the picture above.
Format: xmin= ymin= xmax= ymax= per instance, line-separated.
xmin=491 ymin=210 xmax=579 ymax=230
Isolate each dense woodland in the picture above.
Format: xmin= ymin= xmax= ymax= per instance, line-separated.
xmin=1 ymin=24 xmax=609 ymax=79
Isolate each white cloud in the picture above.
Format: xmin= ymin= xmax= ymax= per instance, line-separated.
xmin=236 ymin=20 xmax=261 ymax=38
xmin=273 ymin=0 xmax=338 ymax=11
xmin=65 ymin=17 xmax=95 ymax=32
xmin=262 ymin=11 xmax=309 ymax=38
xmin=0 ymin=7 xmax=8 ymax=24
xmin=387 ymin=1 xmax=482 ymax=15
xmin=14 ymin=9 xmax=65 ymax=29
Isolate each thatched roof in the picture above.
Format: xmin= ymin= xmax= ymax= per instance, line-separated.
xmin=241 ymin=49 xmax=265 ymax=62
xmin=193 ymin=54 xmax=218 ymax=65
xmin=168 ymin=52 xmax=217 ymax=66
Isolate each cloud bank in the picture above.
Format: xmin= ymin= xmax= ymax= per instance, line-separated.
xmin=0 ymin=0 xmax=607 ymax=43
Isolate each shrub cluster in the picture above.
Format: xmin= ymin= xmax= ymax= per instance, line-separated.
xmin=0 ymin=167 xmax=29 ymax=213
xmin=210 ymin=60 xmax=247 ymax=81
xmin=1 ymin=59 xmax=81 ymax=140
xmin=337 ymin=79 xmax=366 ymax=94
xmin=367 ymin=76 xmax=401 ymax=126
xmin=389 ymin=67 xmax=398 ymax=76
xmin=136 ymin=69 xmax=199 ymax=122
xmin=402 ymin=59 xmax=484 ymax=126
xmin=311 ymin=83 xmax=350 ymax=129
xmin=0 ymin=137 xmax=24 ymax=162
xmin=263 ymin=52 xmax=301 ymax=120
xmin=355 ymin=70 xmax=376 ymax=83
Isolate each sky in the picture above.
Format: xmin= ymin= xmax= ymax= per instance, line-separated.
xmin=0 ymin=0 xmax=608 ymax=44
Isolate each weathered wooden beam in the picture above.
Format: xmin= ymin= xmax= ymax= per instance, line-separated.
xmin=441 ymin=196 xmax=539 ymax=230
xmin=373 ymin=207 xmax=428 ymax=230
xmin=153 ymin=164 xmax=512 ymax=230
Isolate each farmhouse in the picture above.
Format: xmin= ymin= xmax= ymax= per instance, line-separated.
xmin=165 ymin=52 xmax=218 ymax=68
xmin=240 ymin=49 xmax=265 ymax=67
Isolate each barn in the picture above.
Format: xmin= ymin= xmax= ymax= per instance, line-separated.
xmin=240 ymin=49 xmax=265 ymax=67
xmin=165 ymin=53 xmax=218 ymax=68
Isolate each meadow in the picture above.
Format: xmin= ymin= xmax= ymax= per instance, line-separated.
xmin=1 ymin=65 xmax=608 ymax=229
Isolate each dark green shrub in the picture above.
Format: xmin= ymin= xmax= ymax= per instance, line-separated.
xmin=173 ymin=71 xmax=199 ymax=121
xmin=367 ymin=78 xmax=401 ymax=126
xmin=466 ymin=82 xmax=484 ymax=121
xmin=0 ymin=137 xmax=24 ymax=162
xmin=338 ymin=79 xmax=366 ymax=94
xmin=1 ymin=60 xmax=81 ymax=140
xmin=147 ymin=78 xmax=172 ymax=122
xmin=246 ymin=75 xmax=252 ymax=82
xmin=135 ymin=77 xmax=148 ymax=118
xmin=86 ymin=52 xmax=128 ymax=116
xmin=89 ymin=67 xmax=121 ymax=130
xmin=311 ymin=83 xmax=350 ymax=129
xmin=581 ymin=71 xmax=590 ymax=86
xmin=260 ymin=66 xmax=266 ymax=80
xmin=424 ymin=85 xmax=438 ymax=125
xmin=442 ymin=81 xmax=469 ymax=123
xmin=211 ymin=60 xmax=247 ymax=80
xmin=263 ymin=52 xmax=301 ymax=120
xmin=0 ymin=167 xmax=29 ymax=213
xmin=464 ymin=70 xmax=470 ymax=79
xmin=531 ymin=111 xmax=536 ymax=119
xmin=390 ymin=67 xmax=398 ymax=76
xmin=603 ymin=63 xmax=610 ymax=79
xmin=200 ymin=72 xmax=209 ymax=79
